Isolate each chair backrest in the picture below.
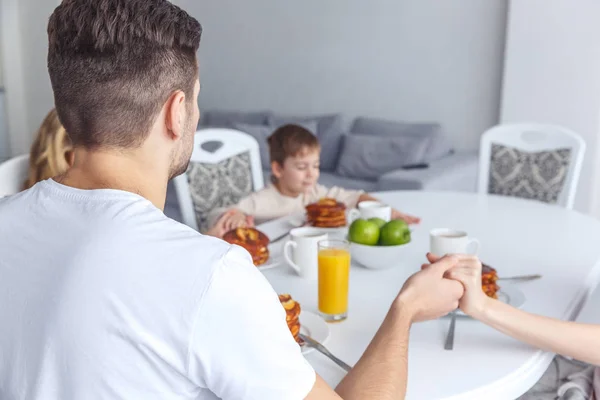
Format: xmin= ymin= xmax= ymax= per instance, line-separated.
xmin=478 ymin=123 xmax=585 ymax=209
xmin=173 ymin=128 xmax=264 ymax=231
xmin=0 ymin=154 xmax=29 ymax=197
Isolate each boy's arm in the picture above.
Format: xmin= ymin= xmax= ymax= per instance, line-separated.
xmin=357 ymin=193 xmax=378 ymax=204
xmin=206 ymin=195 xmax=258 ymax=234
xmin=357 ymin=193 xmax=421 ymax=225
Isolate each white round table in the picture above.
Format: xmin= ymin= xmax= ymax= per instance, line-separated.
xmin=257 ymin=191 xmax=600 ymax=400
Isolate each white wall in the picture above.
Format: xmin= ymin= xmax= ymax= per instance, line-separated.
xmin=1 ymin=0 xmax=57 ymax=157
xmin=0 ymin=0 xmax=8 ymax=160
xmin=179 ymin=0 xmax=508 ymax=151
xmin=18 ymin=0 xmax=57 ymax=143
xmin=501 ymin=0 xmax=600 ymax=216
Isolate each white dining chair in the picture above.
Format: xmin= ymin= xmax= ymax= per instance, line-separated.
xmin=478 ymin=123 xmax=585 ymax=209
xmin=0 ymin=154 xmax=29 ymax=197
xmin=173 ymin=128 xmax=264 ymax=232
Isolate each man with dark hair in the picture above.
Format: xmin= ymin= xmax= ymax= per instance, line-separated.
xmin=0 ymin=1 xmax=464 ymax=399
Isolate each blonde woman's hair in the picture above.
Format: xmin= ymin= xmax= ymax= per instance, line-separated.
xmin=24 ymin=109 xmax=73 ymax=189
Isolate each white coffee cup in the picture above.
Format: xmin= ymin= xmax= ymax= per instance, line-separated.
xmin=283 ymin=227 xmax=328 ymax=280
xmin=430 ymin=228 xmax=480 ymax=256
xmin=348 ymin=201 xmax=392 ymax=223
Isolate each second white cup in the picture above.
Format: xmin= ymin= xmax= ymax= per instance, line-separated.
xmin=429 ymin=228 xmax=480 ymax=257
xmin=348 ymin=201 xmax=392 ymax=223
xmin=283 ymin=227 xmax=328 ymax=280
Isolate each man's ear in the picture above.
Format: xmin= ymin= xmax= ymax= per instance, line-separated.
xmin=165 ymin=90 xmax=187 ymax=141
xmin=271 ymin=161 xmax=284 ymax=179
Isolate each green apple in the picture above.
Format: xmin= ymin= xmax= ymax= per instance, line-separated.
xmin=348 ymin=219 xmax=380 ymax=246
xmin=367 ymin=217 xmax=386 ymax=229
xmin=379 ymin=220 xmax=411 ymax=246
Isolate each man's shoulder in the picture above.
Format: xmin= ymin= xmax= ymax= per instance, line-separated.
xmin=145 ymin=216 xmax=234 ymax=258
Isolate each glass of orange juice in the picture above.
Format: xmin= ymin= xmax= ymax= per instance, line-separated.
xmin=318 ymin=239 xmax=351 ymax=322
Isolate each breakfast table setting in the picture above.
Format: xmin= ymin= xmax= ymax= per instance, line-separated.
xmin=250 ymin=190 xmax=600 ymax=400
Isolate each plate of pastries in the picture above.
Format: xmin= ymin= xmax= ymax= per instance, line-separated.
xmin=279 ymin=293 xmax=329 ymax=354
xmin=456 ymin=262 xmax=525 ymax=316
xmin=482 ymin=263 xmax=500 ymax=299
xmin=222 ymin=227 xmax=280 ymax=270
xmin=304 ymin=198 xmax=349 ymax=232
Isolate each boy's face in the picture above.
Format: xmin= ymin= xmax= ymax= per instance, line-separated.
xmin=273 ymin=147 xmax=320 ymax=195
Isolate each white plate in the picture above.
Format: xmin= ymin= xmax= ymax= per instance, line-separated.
xmin=299 ymin=311 xmax=330 ymax=354
xmin=456 ymin=285 xmax=526 ymax=316
xmin=256 ymin=258 xmax=281 ymax=271
xmin=256 ymin=243 xmax=285 ymax=271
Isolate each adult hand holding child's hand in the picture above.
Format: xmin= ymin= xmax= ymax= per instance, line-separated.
xmin=425 ymin=253 xmax=489 ymax=318
xmin=396 ymin=255 xmax=464 ymax=322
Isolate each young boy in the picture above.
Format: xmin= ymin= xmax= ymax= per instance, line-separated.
xmin=211 ymin=124 xmax=420 ymax=230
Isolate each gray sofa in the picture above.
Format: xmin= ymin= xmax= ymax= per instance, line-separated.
xmin=164 ymin=110 xmax=478 ymax=223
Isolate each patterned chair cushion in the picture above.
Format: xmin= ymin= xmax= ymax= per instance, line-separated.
xmin=186 ymin=151 xmax=254 ymax=232
xmin=488 ymin=144 xmax=571 ymax=204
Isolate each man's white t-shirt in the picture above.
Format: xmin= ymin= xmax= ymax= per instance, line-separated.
xmin=0 ymin=180 xmax=315 ymax=400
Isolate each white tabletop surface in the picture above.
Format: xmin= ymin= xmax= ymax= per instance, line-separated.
xmin=257 ymin=191 xmax=600 ymax=400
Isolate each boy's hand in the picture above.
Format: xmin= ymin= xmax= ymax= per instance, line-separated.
xmin=425 ymin=253 xmax=490 ymax=318
xmin=392 ymin=209 xmax=421 ymax=225
xmin=205 ymin=210 xmax=256 ymax=239
xmin=223 ymin=209 xmax=254 ymax=231
xmin=205 ymin=210 xmax=236 ymax=238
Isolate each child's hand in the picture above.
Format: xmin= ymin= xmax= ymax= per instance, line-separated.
xmin=392 ymin=209 xmax=421 ymax=225
xmin=205 ymin=210 xmax=255 ymax=239
xmin=223 ymin=209 xmax=253 ymax=231
xmin=205 ymin=210 xmax=236 ymax=238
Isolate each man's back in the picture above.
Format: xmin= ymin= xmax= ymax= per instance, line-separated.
xmin=0 ymin=180 xmax=314 ymax=399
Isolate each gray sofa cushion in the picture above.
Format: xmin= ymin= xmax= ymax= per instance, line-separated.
xmin=336 ymin=134 xmax=431 ymax=180
xmin=199 ymin=110 xmax=271 ymax=128
xmin=377 ymin=151 xmax=479 ymax=192
xmin=234 ymin=121 xmax=318 ymax=170
xmin=488 ymin=144 xmax=571 ymax=204
xmin=350 ymin=117 xmax=453 ymax=162
xmin=270 ymin=114 xmax=344 ymax=171
xmin=318 ymin=171 xmax=378 ymax=192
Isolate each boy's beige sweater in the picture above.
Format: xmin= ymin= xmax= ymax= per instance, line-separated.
xmin=208 ymin=184 xmax=363 ymax=228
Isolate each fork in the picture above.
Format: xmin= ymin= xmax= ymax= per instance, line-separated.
xmin=497 ymin=274 xmax=542 ymax=282
xmin=299 ymin=333 xmax=352 ymax=372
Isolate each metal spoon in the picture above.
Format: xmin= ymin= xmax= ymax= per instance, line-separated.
xmin=444 ymin=311 xmax=457 ymax=350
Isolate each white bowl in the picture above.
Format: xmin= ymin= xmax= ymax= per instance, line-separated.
xmin=349 ymin=240 xmax=411 ymax=270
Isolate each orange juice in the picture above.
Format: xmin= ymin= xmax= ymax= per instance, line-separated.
xmin=318 ymin=248 xmax=351 ymax=318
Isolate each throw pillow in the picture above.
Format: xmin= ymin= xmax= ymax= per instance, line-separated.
xmin=186 ymin=151 xmax=254 ymax=232
xmin=487 ymin=143 xmax=571 ymax=204
xmin=269 ymin=114 xmax=344 ymax=171
xmin=335 ymin=133 xmax=432 ymax=180
xmin=350 ymin=117 xmax=453 ymax=162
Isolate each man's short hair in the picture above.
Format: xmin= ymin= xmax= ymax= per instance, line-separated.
xmin=47 ymin=0 xmax=202 ymax=149
xmin=267 ymin=124 xmax=320 ymax=166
